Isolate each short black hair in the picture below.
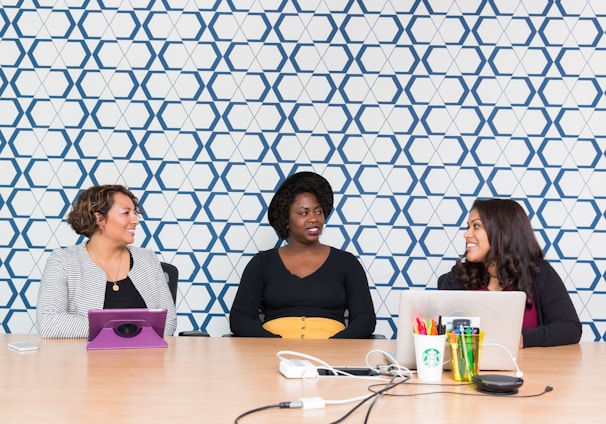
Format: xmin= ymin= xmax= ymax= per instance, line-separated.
xmin=267 ymin=171 xmax=333 ymax=239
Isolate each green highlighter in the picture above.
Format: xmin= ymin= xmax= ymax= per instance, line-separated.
xmin=464 ymin=327 xmax=475 ymax=378
xmin=457 ymin=333 xmax=467 ymax=379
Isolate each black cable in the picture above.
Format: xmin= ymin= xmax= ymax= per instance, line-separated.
xmin=234 ymin=381 xmax=552 ymax=423
xmin=367 ymin=383 xmax=553 ymax=399
xmin=362 ymin=385 xmax=386 ymax=424
xmin=234 ymin=402 xmax=294 ymax=423
xmin=233 ymin=374 xmax=408 ymax=423
xmin=329 ymin=375 xmax=410 ymax=424
xmin=401 ymin=381 xmax=475 ymax=388
xmin=362 ymin=375 xmax=407 ymax=424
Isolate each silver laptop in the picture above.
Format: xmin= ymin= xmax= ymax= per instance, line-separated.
xmin=395 ymin=290 xmax=526 ymax=371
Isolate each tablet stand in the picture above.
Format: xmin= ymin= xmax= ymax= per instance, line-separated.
xmin=87 ymin=319 xmax=168 ymax=350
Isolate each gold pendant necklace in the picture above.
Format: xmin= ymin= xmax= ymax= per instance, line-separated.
xmin=111 ymin=249 xmax=123 ymax=291
xmin=89 ymin=246 xmax=123 ymax=292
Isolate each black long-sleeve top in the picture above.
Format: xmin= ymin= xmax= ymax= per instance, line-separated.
xmin=438 ymin=259 xmax=582 ymax=348
xmin=230 ymin=247 xmax=376 ymax=338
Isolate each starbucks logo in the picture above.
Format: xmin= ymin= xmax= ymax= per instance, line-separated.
xmin=422 ymin=348 xmax=441 ymax=368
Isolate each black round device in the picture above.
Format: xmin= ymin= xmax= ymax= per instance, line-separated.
xmin=472 ymin=374 xmax=524 ymax=395
xmin=114 ymin=322 xmax=142 ymax=338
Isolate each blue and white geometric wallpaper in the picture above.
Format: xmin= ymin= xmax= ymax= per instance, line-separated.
xmin=0 ymin=0 xmax=604 ymax=341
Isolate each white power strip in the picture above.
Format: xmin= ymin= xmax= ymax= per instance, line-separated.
xmin=279 ymin=359 xmax=317 ymax=378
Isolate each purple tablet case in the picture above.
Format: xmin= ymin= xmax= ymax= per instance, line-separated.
xmin=87 ymin=308 xmax=168 ymax=350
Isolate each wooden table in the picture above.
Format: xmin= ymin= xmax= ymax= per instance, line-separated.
xmin=0 ymin=334 xmax=602 ymax=423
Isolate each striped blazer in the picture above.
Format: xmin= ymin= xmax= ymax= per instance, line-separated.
xmin=36 ymin=243 xmax=177 ymax=338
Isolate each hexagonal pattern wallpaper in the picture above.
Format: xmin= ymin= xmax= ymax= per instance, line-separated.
xmin=0 ymin=1 xmax=604 ymax=341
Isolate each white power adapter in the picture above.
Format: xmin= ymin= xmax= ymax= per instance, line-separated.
xmin=279 ymin=359 xmax=317 ymax=378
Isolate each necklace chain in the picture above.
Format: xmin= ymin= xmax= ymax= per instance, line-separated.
xmin=89 ymin=246 xmax=124 ymax=292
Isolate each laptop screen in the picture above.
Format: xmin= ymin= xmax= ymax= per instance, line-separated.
xmin=395 ymin=290 xmax=526 ymax=371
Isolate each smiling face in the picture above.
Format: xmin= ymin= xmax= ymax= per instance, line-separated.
xmin=96 ymin=192 xmax=139 ymax=246
xmin=463 ymin=208 xmax=490 ymax=264
xmin=286 ymin=192 xmax=325 ymax=244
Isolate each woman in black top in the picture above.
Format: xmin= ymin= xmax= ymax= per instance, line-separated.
xmin=230 ymin=171 xmax=376 ymax=338
xmin=438 ymin=198 xmax=581 ymax=348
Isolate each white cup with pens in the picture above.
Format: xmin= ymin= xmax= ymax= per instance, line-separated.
xmin=413 ymin=317 xmax=446 ymax=382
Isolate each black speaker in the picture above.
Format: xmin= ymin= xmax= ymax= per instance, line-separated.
xmin=472 ymin=374 xmax=524 ymax=394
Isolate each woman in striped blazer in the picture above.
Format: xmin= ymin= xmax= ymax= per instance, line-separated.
xmin=36 ymin=185 xmax=177 ymax=338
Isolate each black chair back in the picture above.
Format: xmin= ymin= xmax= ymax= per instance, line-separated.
xmin=160 ymin=262 xmax=178 ymax=304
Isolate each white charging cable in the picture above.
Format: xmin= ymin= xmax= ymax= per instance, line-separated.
xmin=276 ymin=350 xmax=393 ymax=380
xmin=364 ymin=349 xmax=414 ymax=378
xmin=482 ymin=343 xmax=524 ymax=378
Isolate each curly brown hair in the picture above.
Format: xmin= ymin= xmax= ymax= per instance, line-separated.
xmin=267 ymin=171 xmax=333 ymax=240
xmin=67 ymin=185 xmax=142 ymax=238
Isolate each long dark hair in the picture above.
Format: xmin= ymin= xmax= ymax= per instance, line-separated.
xmin=453 ymin=198 xmax=543 ymax=305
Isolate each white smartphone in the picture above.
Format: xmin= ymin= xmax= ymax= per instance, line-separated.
xmin=8 ymin=341 xmax=39 ymax=352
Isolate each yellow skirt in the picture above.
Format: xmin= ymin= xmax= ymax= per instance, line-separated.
xmin=263 ymin=317 xmax=346 ymax=339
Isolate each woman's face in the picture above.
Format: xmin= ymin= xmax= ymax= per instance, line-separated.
xmin=95 ymin=192 xmax=140 ymax=245
xmin=463 ymin=208 xmax=490 ymax=263
xmin=286 ymin=192 xmax=325 ymax=244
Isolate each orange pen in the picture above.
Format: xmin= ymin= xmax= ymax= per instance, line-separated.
xmin=430 ymin=319 xmax=438 ymax=335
